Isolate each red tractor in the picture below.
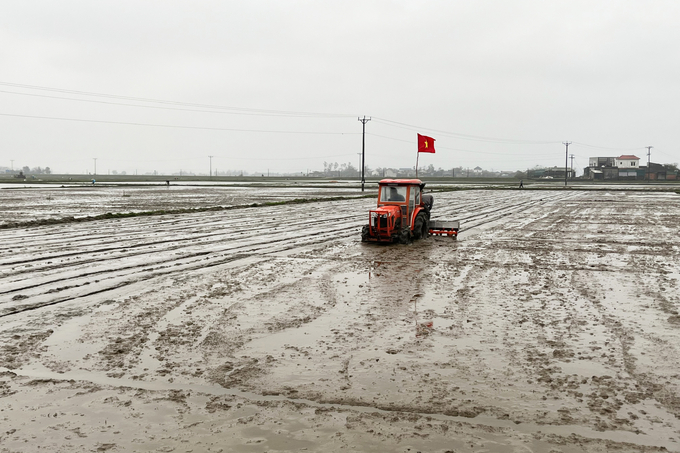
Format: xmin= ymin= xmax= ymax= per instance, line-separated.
xmin=361 ymin=179 xmax=459 ymax=244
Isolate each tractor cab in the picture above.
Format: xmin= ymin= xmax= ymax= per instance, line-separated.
xmin=362 ymin=179 xmax=430 ymax=244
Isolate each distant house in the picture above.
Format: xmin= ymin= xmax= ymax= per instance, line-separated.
xmin=646 ymin=162 xmax=668 ymax=180
xmin=584 ymin=155 xmax=666 ymax=180
xmin=615 ymin=155 xmax=640 ymax=168
xmin=589 ymin=157 xmax=616 ymax=168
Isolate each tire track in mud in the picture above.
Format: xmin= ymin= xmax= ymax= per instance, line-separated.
xmin=0 ymin=191 xmax=576 ymax=318
xmin=436 ymin=190 xmax=582 ymax=232
xmin=0 ymin=201 xmax=366 ymax=268
xmin=1 ymin=214 xmax=360 ymax=288
xmin=0 ymin=198 xmax=379 ymax=316
xmin=6 ymin=365 xmax=674 ymax=451
xmin=1 ymin=224 xmax=364 ymax=317
xmin=1 ymin=200 xmax=366 ymax=264
xmin=568 ymin=239 xmax=680 ymax=428
xmin=0 ymin=230 xmax=360 ymax=316
xmin=421 ymin=192 xmax=680 ymax=440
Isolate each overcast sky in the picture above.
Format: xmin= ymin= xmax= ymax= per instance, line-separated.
xmin=2 ymin=1 xmax=679 ymax=175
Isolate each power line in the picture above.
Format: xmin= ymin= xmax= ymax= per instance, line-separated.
xmin=84 ymin=153 xmax=360 ymax=164
xmin=0 ymin=112 xmax=359 ymax=135
xmin=570 ymin=141 xmax=644 ymax=151
xmin=3 ymin=82 xmax=675 ymax=168
xmin=0 ymin=82 xmax=355 ymax=118
xmin=367 ymin=133 xmax=563 ymax=157
xmin=372 ymin=117 xmax=558 ymax=145
xmin=372 ymin=118 xmax=650 ymax=151
xmin=0 ymin=89 xmax=355 ymax=119
xmin=652 ymin=147 xmax=678 ymax=159
xmin=2 ymin=83 xmax=666 ymax=155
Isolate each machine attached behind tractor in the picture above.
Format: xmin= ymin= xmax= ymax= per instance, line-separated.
xmin=361 ymin=179 xmax=460 ymax=244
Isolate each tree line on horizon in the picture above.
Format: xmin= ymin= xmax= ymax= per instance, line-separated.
xmin=3 ymin=161 xmax=676 ymax=179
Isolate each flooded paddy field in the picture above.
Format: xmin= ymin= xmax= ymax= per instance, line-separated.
xmin=1 ymin=187 xmax=679 ymax=452
xmin=0 ymin=182 xmax=362 ymax=226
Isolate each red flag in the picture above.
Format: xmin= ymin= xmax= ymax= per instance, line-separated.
xmin=417 ymin=134 xmax=435 ymax=153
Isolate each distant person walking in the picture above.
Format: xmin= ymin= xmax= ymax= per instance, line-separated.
xmin=519 ymin=179 xmax=524 ymax=189
xmin=92 ymin=179 xmax=96 ymax=185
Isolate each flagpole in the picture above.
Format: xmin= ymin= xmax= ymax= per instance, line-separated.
xmin=416 ymin=151 xmax=420 ymax=178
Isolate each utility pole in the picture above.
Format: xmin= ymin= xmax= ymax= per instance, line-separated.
xmin=93 ymin=158 xmax=97 ymax=175
xmin=10 ymin=160 xmax=14 ymax=171
xmin=563 ymin=142 xmax=571 ymax=186
xmin=569 ymin=154 xmax=575 ymax=179
xmin=358 ymin=116 xmax=371 ymax=192
xmin=646 ymin=146 xmax=653 ymax=182
xmin=208 ymin=155 xmax=214 ymax=178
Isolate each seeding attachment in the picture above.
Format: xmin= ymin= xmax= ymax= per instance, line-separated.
xmin=428 ymin=219 xmax=460 ymax=238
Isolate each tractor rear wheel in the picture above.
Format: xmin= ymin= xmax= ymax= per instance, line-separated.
xmin=413 ymin=214 xmax=428 ymax=240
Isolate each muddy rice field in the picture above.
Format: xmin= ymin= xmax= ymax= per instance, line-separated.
xmin=1 ymin=185 xmax=679 ymax=452
xmin=0 ymin=183 xmax=360 ymax=226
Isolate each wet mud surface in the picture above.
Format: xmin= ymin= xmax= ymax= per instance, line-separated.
xmin=0 ymin=184 xmax=360 ymax=226
xmin=1 ymin=188 xmax=679 ymax=452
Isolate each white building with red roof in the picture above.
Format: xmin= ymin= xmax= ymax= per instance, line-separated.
xmin=615 ymin=155 xmax=640 ymax=168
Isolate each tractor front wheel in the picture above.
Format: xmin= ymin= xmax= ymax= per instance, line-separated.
xmin=361 ymin=225 xmax=370 ymax=242
xmin=399 ymin=228 xmax=410 ymax=244
xmin=413 ymin=214 xmax=428 ymax=240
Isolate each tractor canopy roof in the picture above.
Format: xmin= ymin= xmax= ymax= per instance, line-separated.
xmin=378 ymin=179 xmax=425 ymax=188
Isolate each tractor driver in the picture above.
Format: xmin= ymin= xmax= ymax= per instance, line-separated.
xmin=388 ymin=187 xmax=405 ymax=201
